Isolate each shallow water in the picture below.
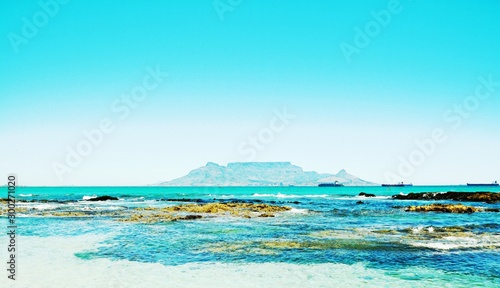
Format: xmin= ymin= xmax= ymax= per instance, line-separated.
xmin=2 ymin=186 xmax=500 ymax=287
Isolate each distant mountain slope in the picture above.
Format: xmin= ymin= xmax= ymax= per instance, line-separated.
xmin=158 ymin=162 xmax=376 ymax=186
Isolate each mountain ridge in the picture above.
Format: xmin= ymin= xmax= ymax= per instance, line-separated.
xmin=158 ymin=162 xmax=377 ymax=186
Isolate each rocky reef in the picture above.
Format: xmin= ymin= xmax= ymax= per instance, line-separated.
xmin=162 ymin=202 xmax=291 ymax=214
xmin=122 ymin=213 xmax=203 ymax=223
xmin=392 ymin=191 xmax=500 ymax=203
xmin=0 ymin=200 xmax=292 ymax=222
xmin=120 ymin=202 xmax=292 ymax=223
xmin=405 ymin=204 xmax=479 ymax=213
xmin=404 ymin=203 xmax=499 ymax=213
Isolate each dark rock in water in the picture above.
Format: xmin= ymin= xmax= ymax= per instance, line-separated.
xmin=359 ymin=192 xmax=376 ymax=197
xmin=259 ymin=213 xmax=275 ymax=217
xmin=485 ymin=208 xmax=500 ymax=212
xmin=179 ymin=215 xmax=203 ymax=220
xmin=87 ymin=196 xmax=119 ymax=201
xmin=392 ymin=191 xmax=500 ymax=203
xmin=356 ymin=201 xmax=364 ymax=205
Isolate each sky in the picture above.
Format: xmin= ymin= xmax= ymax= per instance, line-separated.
xmin=1 ymin=0 xmax=500 ymax=186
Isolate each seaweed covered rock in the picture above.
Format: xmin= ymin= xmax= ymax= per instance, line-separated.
xmin=393 ymin=192 xmax=500 ymax=203
xmin=178 ymin=215 xmax=203 ymax=220
xmin=405 ymin=204 xmax=484 ymax=213
xmin=161 ymin=202 xmax=291 ymax=214
xmin=121 ymin=213 xmax=203 ymax=223
xmin=121 ymin=202 xmax=291 ymax=223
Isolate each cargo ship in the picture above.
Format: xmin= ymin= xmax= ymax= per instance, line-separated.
xmin=318 ymin=181 xmax=344 ymax=187
xmin=381 ymin=182 xmax=413 ymax=187
xmin=467 ymin=181 xmax=498 ymax=187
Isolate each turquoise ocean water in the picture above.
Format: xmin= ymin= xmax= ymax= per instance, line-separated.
xmin=4 ymin=186 xmax=500 ymax=287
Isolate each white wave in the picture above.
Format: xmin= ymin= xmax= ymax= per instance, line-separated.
xmin=408 ymin=235 xmax=500 ymax=250
xmin=31 ymin=204 xmax=59 ymax=211
xmin=19 ymin=194 xmax=33 ymax=197
xmin=410 ymin=226 xmax=424 ymax=234
xmin=288 ymin=208 xmax=309 ymax=214
xmin=82 ymin=195 xmax=97 ymax=200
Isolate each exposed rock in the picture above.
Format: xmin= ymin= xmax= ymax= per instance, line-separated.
xmin=161 ymin=202 xmax=291 ymax=214
xmin=359 ymin=192 xmax=376 ymax=197
xmin=86 ymin=196 xmax=119 ymax=201
xmin=120 ymin=213 xmax=203 ymax=223
xmin=485 ymin=208 xmax=500 ymax=212
xmin=121 ymin=202 xmax=291 ymax=223
xmin=392 ymin=192 xmax=500 ymax=203
xmin=430 ymin=226 xmax=468 ymax=233
xmin=356 ymin=201 xmax=364 ymax=205
xmin=179 ymin=215 xmax=203 ymax=220
xmin=405 ymin=204 xmax=484 ymax=213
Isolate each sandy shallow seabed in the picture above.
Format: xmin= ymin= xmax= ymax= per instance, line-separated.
xmin=0 ymin=235 xmax=494 ymax=288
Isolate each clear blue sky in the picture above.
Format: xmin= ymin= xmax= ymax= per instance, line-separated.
xmin=1 ymin=0 xmax=500 ymax=185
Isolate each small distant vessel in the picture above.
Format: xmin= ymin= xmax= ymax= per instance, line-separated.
xmin=318 ymin=181 xmax=344 ymax=187
xmin=467 ymin=181 xmax=498 ymax=187
xmin=382 ymin=182 xmax=413 ymax=187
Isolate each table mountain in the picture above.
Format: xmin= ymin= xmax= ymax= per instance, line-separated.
xmin=158 ymin=162 xmax=376 ymax=186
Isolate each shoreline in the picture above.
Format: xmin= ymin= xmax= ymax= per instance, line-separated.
xmin=2 ymin=235 xmax=497 ymax=288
